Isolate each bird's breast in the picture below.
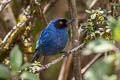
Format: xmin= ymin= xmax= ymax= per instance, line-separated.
xmin=55 ymin=29 xmax=68 ymax=51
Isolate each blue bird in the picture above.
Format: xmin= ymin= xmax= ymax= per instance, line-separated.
xmin=31 ymin=18 xmax=73 ymax=62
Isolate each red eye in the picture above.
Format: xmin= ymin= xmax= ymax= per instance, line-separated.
xmin=59 ymin=21 xmax=63 ymax=24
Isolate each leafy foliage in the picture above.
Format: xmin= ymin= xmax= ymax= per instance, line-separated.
xmin=20 ymin=72 xmax=39 ymax=80
xmin=82 ymin=8 xmax=120 ymax=80
xmin=0 ymin=64 xmax=10 ymax=79
xmin=108 ymin=16 xmax=120 ymax=42
xmin=23 ymin=61 xmax=42 ymax=73
xmin=10 ymin=45 xmax=22 ymax=72
xmin=0 ymin=45 xmax=39 ymax=80
xmin=81 ymin=8 xmax=111 ymax=43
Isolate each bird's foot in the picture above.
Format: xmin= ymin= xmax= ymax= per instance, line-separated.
xmin=42 ymin=64 xmax=47 ymax=71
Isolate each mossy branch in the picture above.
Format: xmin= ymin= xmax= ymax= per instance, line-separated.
xmin=0 ymin=0 xmax=11 ymax=12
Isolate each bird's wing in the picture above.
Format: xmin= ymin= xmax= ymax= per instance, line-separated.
xmin=31 ymin=29 xmax=51 ymax=62
xmin=35 ymin=29 xmax=50 ymax=52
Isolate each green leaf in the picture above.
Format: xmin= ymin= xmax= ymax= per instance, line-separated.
xmin=108 ymin=16 xmax=120 ymax=42
xmin=113 ymin=27 xmax=120 ymax=41
xmin=0 ymin=64 xmax=10 ymax=79
xmin=107 ymin=16 xmax=117 ymax=28
xmin=20 ymin=72 xmax=39 ymax=80
xmin=10 ymin=45 xmax=22 ymax=72
xmin=83 ymin=39 xmax=115 ymax=55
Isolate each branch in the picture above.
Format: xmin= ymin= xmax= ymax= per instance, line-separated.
xmin=0 ymin=18 xmax=31 ymax=61
xmin=35 ymin=0 xmax=48 ymax=25
xmin=43 ymin=0 xmax=58 ymax=14
xmin=28 ymin=43 xmax=84 ymax=73
xmin=81 ymin=53 xmax=103 ymax=74
xmin=0 ymin=0 xmax=11 ymax=12
xmin=0 ymin=6 xmax=34 ymax=62
xmin=70 ymin=0 xmax=82 ymax=79
xmin=39 ymin=5 xmax=48 ymax=25
xmin=58 ymin=54 xmax=72 ymax=80
xmin=81 ymin=47 xmax=120 ymax=74
xmin=89 ymin=0 xmax=98 ymax=9
xmin=2 ymin=16 xmax=31 ymax=44
xmin=89 ymin=0 xmax=110 ymax=10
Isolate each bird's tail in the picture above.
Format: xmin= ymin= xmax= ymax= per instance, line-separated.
xmin=31 ymin=56 xmax=36 ymax=63
xmin=31 ymin=54 xmax=45 ymax=65
xmin=31 ymin=51 xmax=39 ymax=62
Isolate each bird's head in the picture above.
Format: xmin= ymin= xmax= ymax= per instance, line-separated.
xmin=50 ymin=18 xmax=73 ymax=29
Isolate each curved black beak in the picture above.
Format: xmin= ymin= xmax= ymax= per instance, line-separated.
xmin=66 ymin=19 xmax=74 ymax=24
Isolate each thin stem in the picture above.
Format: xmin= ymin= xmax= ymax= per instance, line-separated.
xmin=39 ymin=5 xmax=48 ymax=25
xmin=81 ymin=54 xmax=103 ymax=74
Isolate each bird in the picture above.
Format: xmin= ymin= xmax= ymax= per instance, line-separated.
xmin=31 ymin=18 xmax=73 ymax=62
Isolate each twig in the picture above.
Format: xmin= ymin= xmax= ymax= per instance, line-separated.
xmin=43 ymin=0 xmax=57 ymax=14
xmin=0 ymin=0 xmax=11 ymax=12
xmin=31 ymin=43 xmax=84 ymax=72
xmin=2 ymin=16 xmax=31 ymax=44
xmin=39 ymin=5 xmax=48 ymax=25
xmin=34 ymin=0 xmax=48 ymax=25
xmin=2 ymin=27 xmax=15 ymax=44
xmin=81 ymin=46 xmax=120 ymax=74
xmin=81 ymin=53 xmax=103 ymax=74
xmin=89 ymin=0 xmax=98 ymax=9
xmin=3 ymin=4 xmax=16 ymax=28
xmin=89 ymin=0 xmax=110 ymax=10
xmin=58 ymin=54 xmax=72 ymax=80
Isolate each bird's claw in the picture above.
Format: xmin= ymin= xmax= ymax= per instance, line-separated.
xmin=42 ymin=64 xmax=47 ymax=70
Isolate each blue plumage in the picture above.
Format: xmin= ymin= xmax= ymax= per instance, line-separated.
xmin=32 ymin=18 xmax=73 ymax=61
